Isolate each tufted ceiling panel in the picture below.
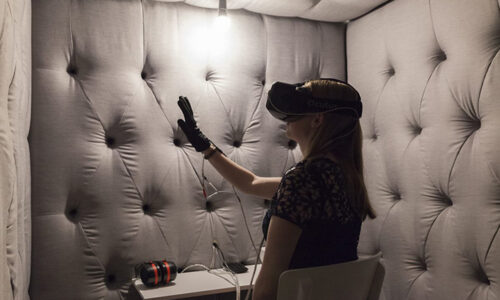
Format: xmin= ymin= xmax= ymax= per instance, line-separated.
xmin=155 ymin=0 xmax=389 ymax=22
xmin=348 ymin=0 xmax=500 ymax=299
xmin=29 ymin=1 xmax=345 ymax=298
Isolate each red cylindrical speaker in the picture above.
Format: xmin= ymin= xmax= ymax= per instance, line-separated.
xmin=137 ymin=260 xmax=177 ymax=287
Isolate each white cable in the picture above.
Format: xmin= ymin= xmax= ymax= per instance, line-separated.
xmin=180 ymin=264 xmax=211 ymax=273
xmin=181 ymin=262 xmax=239 ymax=296
xmin=244 ymin=237 xmax=265 ymax=300
xmin=232 ymin=186 xmax=263 ymax=264
xmin=215 ymin=243 xmax=241 ymax=300
xmin=199 ymin=153 xmax=262 ymax=264
xmin=197 ymin=153 xmax=266 ymax=300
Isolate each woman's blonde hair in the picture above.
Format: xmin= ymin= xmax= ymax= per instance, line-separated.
xmin=302 ymin=79 xmax=375 ymax=220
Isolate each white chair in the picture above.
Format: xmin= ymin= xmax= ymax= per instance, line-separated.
xmin=277 ymin=252 xmax=384 ymax=300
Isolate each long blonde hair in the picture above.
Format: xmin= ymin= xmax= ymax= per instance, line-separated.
xmin=302 ymin=79 xmax=375 ymax=220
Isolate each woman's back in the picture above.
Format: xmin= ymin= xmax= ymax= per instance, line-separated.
xmin=262 ymin=157 xmax=361 ymax=269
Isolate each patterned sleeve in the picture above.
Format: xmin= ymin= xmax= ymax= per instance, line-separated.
xmin=273 ymin=166 xmax=319 ymax=228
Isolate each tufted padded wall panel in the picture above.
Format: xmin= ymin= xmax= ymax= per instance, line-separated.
xmin=348 ymin=0 xmax=500 ymax=299
xmin=150 ymin=0 xmax=389 ymax=22
xmin=30 ymin=1 xmax=345 ymax=299
xmin=0 ymin=0 xmax=31 ymax=299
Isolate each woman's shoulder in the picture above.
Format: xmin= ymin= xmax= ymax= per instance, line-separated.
xmin=283 ymin=156 xmax=341 ymax=181
xmin=303 ymin=156 xmax=342 ymax=174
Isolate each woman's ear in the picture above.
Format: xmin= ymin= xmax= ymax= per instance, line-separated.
xmin=311 ymin=113 xmax=324 ymax=128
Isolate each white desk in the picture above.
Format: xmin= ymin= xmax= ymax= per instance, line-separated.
xmin=134 ymin=264 xmax=261 ymax=300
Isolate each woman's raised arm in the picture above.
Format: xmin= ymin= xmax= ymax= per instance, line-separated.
xmin=202 ymin=146 xmax=281 ymax=199
xmin=177 ymin=96 xmax=281 ymax=199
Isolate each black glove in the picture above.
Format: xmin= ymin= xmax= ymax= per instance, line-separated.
xmin=177 ymin=96 xmax=211 ymax=152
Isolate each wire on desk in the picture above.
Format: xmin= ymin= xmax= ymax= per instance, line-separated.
xmin=180 ymin=262 xmax=240 ymax=300
xmin=244 ymin=237 xmax=265 ymax=300
xmin=181 ymin=243 xmax=242 ymax=300
xmin=182 ymin=151 xmax=267 ymax=300
xmin=214 ymin=242 xmax=241 ymax=300
xmin=201 ymin=155 xmax=263 ymax=265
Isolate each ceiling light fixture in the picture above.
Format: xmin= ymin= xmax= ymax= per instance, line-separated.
xmin=214 ymin=0 xmax=230 ymax=32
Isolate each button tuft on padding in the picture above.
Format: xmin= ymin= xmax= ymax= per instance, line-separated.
xmin=66 ymin=208 xmax=80 ymax=223
xmin=107 ymin=274 xmax=116 ymax=283
xmin=206 ymin=201 xmax=214 ymax=212
xmin=233 ymin=140 xmax=242 ymax=148
xmin=419 ymin=257 xmax=427 ymax=271
xmin=436 ymin=51 xmax=447 ymax=62
xmin=69 ymin=209 xmax=78 ymax=217
xmin=477 ymin=266 xmax=490 ymax=285
xmin=473 ymin=119 xmax=481 ymax=131
xmin=393 ymin=193 xmax=402 ymax=201
xmin=387 ymin=68 xmax=395 ymax=76
xmin=105 ymin=136 xmax=116 ymax=148
xmin=141 ymin=71 xmax=147 ymax=80
xmin=288 ymin=140 xmax=297 ymax=149
xmin=105 ymin=273 xmax=119 ymax=289
xmin=142 ymin=204 xmax=151 ymax=214
xmin=442 ymin=194 xmax=453 ymax=206
xmin=67 ymin=65 xmax=78 ymax=76
xmin=173 ymin=138 xmax=181 ymax=147
xmin=206 ymin=71 xmax=215 ymax=81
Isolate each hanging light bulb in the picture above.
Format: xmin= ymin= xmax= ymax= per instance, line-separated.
xmin=214 ymin=0 xmax=230 ymax=33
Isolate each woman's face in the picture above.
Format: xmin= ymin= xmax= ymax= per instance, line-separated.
xmin=285 ymin=115 xmax=318 ymax=145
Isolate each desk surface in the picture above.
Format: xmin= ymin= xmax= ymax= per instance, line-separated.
xmin=134 ymin=264 xmax=262 ymax=300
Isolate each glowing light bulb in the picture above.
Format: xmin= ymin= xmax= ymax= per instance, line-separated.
xmin=214 ymin=14 xmax=230 ymax=33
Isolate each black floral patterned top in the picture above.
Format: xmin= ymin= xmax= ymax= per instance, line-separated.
xmin=262 ymin=157 xmax=361 ymax=269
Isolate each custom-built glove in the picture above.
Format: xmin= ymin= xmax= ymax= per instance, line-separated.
xmin=177 ymin=96 xmax=211 ymax=152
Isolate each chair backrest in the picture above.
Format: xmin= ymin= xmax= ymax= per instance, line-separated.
xmin=277 ymin=253 xmax=385 ymax=300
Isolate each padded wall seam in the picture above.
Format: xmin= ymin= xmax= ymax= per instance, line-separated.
xmin=377 ymin=199 xmax=398 ymax=253
xmin=207 ymin=80 xmax=237 ymax=136
xmin=417 ymin=61 xmax=441 ymax=130
xmin=405 ymin=267 xmax=426 ymax=299
xmin=485 ymin=224 xmax=500 ymax=263
xmin=145 ymin=80 xmax=175 ymax=130
xmin=477 ymin=50 xmax=499 ymax=122
xmin=77 ymin=221 xmax=106 ymax=274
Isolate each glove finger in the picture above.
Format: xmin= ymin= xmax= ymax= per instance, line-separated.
xmin=177 ymin=96 xmax=188 ymax=117
xmin=182 ymin=96 xmax=194 ymax=116
xmin=178 ymin=96 xmax=191 ymax=116
xmin=182 ymin=97 xmax=197 ymax=127
xmin=180 ymin=96 xmax=196 ymax=126
xmin=177 ymin=119 xmax=191 ymax=135
xmin=178 ymin=97 xmax=196 ymax=127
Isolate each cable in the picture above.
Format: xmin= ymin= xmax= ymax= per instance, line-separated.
xmin=199 ymin=154 xmax=262 ymax=264
xmin=232 ymin=186 xmax=263 ymax=264
xmin=188 ymin=152 xmax=267 ymax=300
xmin=181 ymin=264 xmax=211 ymax=273
xmin=244 ymin=237 xmax=265 ymax=300
xmin=213 ymin=242 xmax=241 ymax=300
xmin=181 ymin=261 xmax=240 ymax=299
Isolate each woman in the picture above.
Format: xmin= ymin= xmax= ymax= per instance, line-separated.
xmin=177 ymin=78 xmax=376 ymax=300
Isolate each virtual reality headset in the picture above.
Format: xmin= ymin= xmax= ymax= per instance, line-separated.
xmin=266 ymin=78 xmax=362 ymax=122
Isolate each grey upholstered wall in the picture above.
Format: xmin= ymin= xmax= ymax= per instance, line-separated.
xmin=27 ymin=0 xmax=500 ymax=299
xmin=0 ymin=0 xmax=31 ymax=299
xmin=348 ymin=0 xmax=500 ymax=299
xmin=29 ymin=1 xmax=345 ymax=299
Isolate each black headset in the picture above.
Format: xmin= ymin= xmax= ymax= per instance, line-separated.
xmin=266 ymin=78 xmax=362 ymax=122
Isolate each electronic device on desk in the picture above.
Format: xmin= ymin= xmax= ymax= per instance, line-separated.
xmin=135 ymin=260 xmax=178 ymax=287
xmin=226 ymin=262 xmax=248 ymax=274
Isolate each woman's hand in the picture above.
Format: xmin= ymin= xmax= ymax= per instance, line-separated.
xmin=177 ymin=96 xmax=211 ymax=152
